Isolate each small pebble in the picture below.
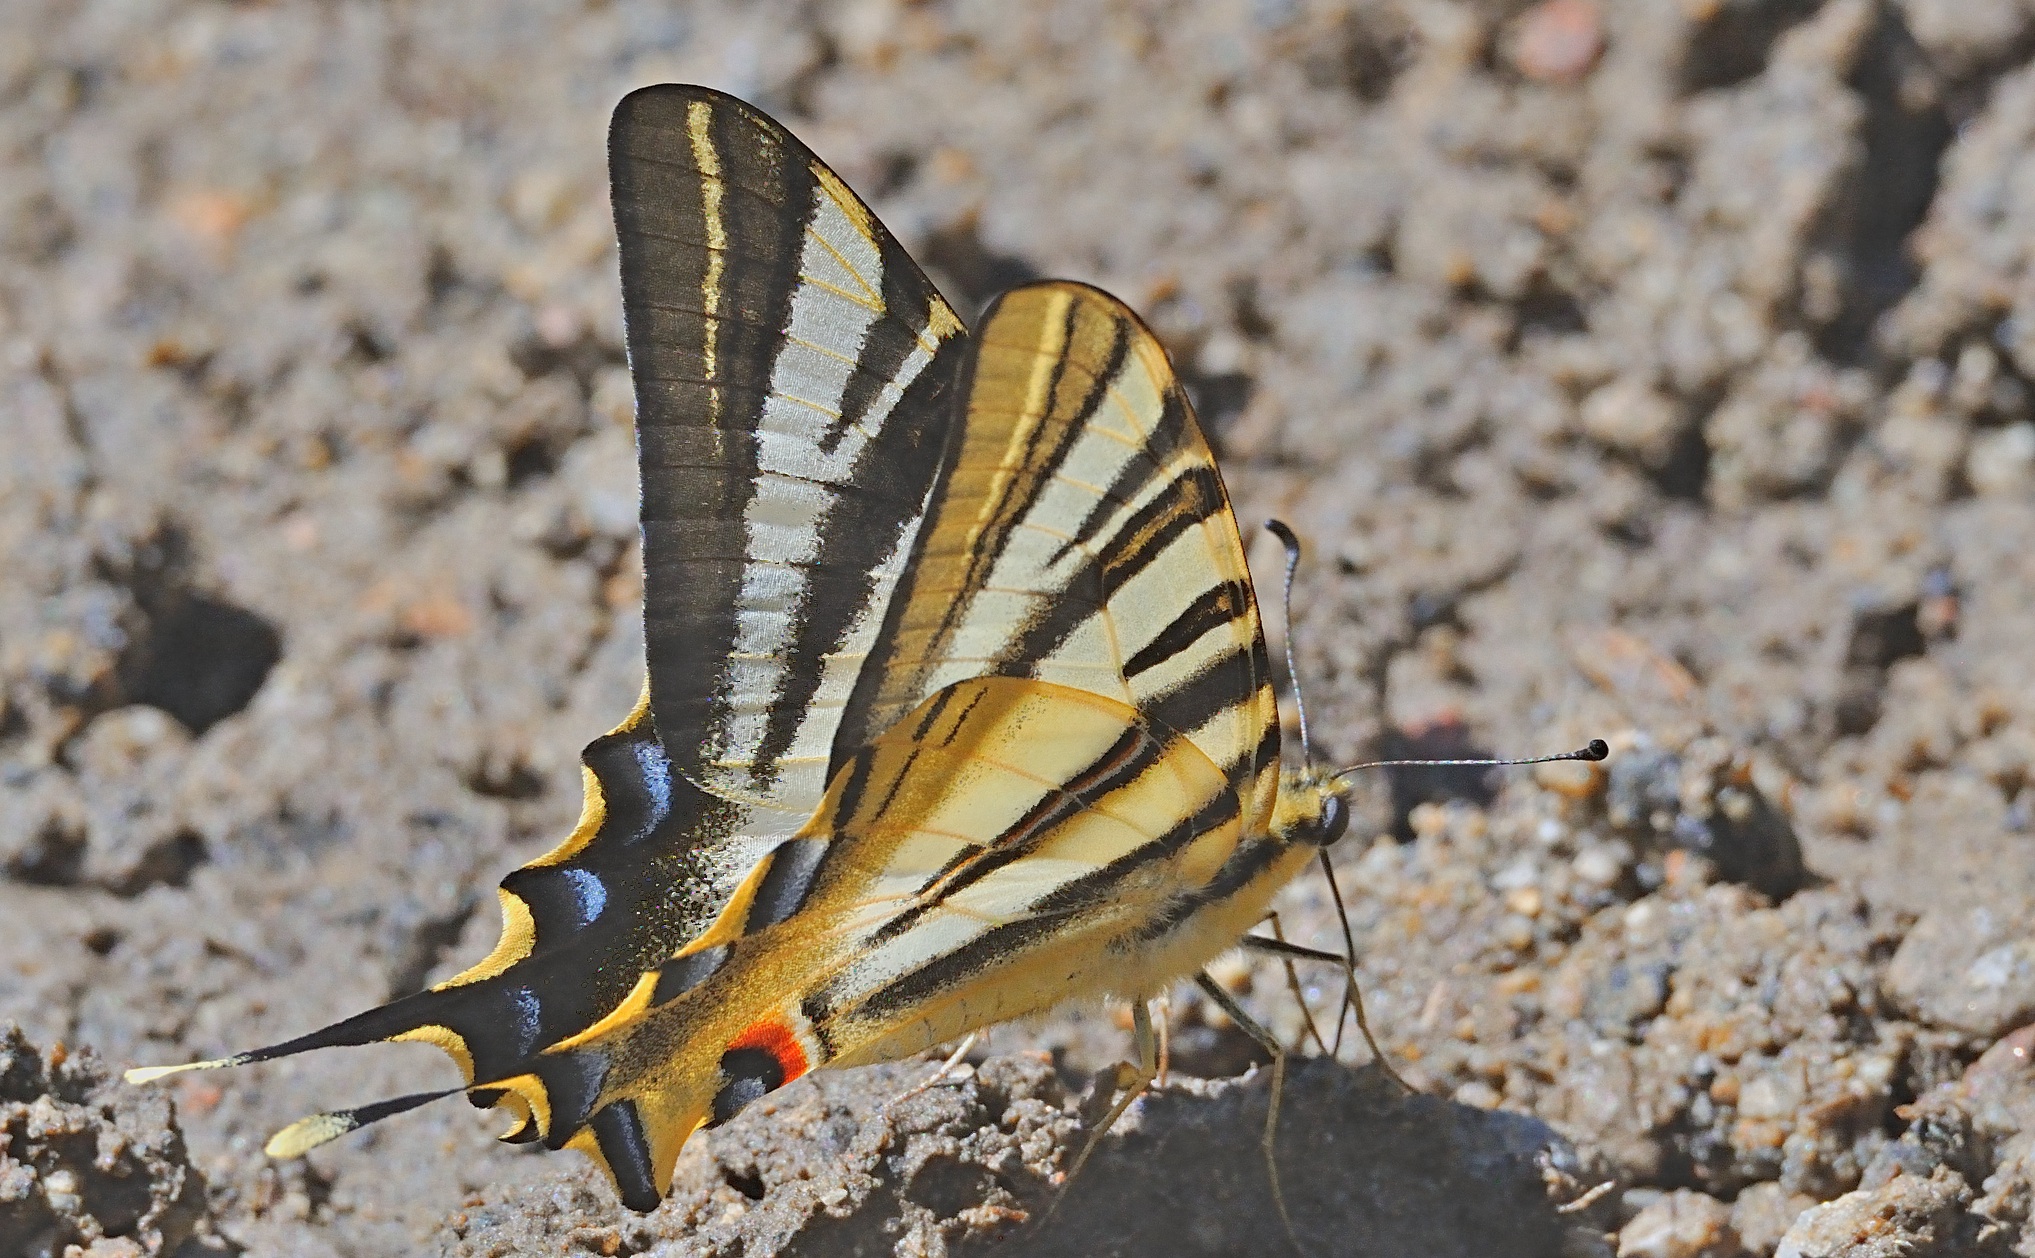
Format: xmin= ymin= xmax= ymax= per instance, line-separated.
xmin=1773 ymin=1171 xmax=1966 ymax=1258
xmin=1581 ymin=376 xmax=1682 ymax=465
xmin=1967 ymin=422 xmax=2035 ymax=496
xmin=1623 ymin=900 xmax=1660 ymax=936
xmin=1616 ymin=1188 xmax=1739 ymax=1258
xmin=43 ymin=1167 xmax=81 ymax=1215
xmin=1409 ymin=802 xmax=1451 ymax=840
xmin=1512 ymin=0 xmax=1605 ymax=84
xmin=1964 ymin=1022 xmax=2035 ymax=1079
xmin=1574 ymin=844 xmax=1629 ymax=887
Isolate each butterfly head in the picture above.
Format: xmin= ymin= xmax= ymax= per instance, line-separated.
xmin=1270 ymin=767 xmax=1354 ymax=848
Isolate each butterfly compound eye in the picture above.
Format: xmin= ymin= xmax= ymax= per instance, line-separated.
xmin=1316 ymin=793 xmax=1349 ymax=846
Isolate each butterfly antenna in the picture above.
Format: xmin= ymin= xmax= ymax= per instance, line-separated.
xmin=1332 ymin=738 xmax=1608 ymax=781
xmin=1260 ymin=521 xmax=1414 ymax=1102
xmin=1259 ymin=522 xmax=1606 ymax=1104
xmin=1255 ymin=518 xmax=1608 ymax=780
xmin=1264 ymin=520 xmax=1315 ymax=767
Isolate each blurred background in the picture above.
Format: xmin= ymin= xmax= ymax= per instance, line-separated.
xmin=7 ymin=1 xmax=2035 ymax=1254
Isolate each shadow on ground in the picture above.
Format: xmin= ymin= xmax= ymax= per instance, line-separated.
xmin=1026 ymin=1058 xmax=1582 ymax=1257
xmin=428 ymin=1051 xmax=1592 ymax=1257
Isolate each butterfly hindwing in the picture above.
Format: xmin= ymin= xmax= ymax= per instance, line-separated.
xmin=536 ymin=675 xmax=1311 ymax=1204
xmin=127 ymin=85 xmax=969 ymax=1177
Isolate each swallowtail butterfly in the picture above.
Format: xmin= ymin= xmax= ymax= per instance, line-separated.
xmin=129 ymin=84 xmax=1601 ymax=1211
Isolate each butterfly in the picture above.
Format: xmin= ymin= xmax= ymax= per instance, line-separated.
xmin=128 ymin=83 xmax=1602 ymax=1213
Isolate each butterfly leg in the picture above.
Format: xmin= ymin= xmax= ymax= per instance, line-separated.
xmin=1258 ymin=911 xmax=1330 ymax=1056
xmin=1342 ymin=964 xmax=1407 ymax=1092
xmin=886 ymin=1031 xmax=981 ymax=1110
xmin=1238 ymin=932 xmax=1411 ymax=1093
xmin=1315 ymin=850 xmax=1361 ymax=1057
xmin=1155 ymin=992 xmax=1172 ymax=1087
xmin=1195 ymin=971 xmax=1304 ymax=1256
xmin=1060 ymin=1000 xmax=1158 ymax=1193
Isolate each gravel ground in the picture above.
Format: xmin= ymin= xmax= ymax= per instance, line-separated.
xmin=7 ymin=0 xmax=2035 ymax=1254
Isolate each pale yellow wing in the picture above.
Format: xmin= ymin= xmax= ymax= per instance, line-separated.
xmin=834 ymin=281 xmax=1281 ymax=834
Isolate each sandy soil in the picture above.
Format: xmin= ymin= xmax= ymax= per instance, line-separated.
xmin=7 ymin=0 xmax=2035 ymax=1254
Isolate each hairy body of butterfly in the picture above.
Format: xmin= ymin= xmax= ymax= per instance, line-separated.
xmin=128 ymin=83 xmax=1355 ymax=1212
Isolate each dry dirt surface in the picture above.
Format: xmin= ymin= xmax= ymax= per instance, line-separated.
xmin=8 ymin=0 xmax=2035 ymax=1254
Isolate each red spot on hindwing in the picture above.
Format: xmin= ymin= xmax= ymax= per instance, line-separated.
xmin=727 ymin=1016 xmax=811 ymax=1085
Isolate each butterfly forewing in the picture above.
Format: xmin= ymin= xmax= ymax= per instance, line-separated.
xmin=612 ymin=84 xmax=968 ymax=820
xmin=839 ymin=282 xmax=1281 ymax=827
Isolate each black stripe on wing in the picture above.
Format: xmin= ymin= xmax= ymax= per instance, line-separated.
xmin=864 ymin=721 xmax=1163 ymax=947
xmin=741 ymin=348 xmax=962 ymax=788
xmin=1123 ymin=582 xmax=1250 ymax=679
xmin=930 ymin=299 xmax=1132 ymax=667
xmin=1048 ymin=385 xmax=1198 ymax=568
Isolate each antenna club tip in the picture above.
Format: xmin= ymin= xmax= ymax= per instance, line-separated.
xmin=1583 ymin=738 xmax=1609 ymax=761
xmin=1264 ymin=518 xmax=1299 ymax=544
